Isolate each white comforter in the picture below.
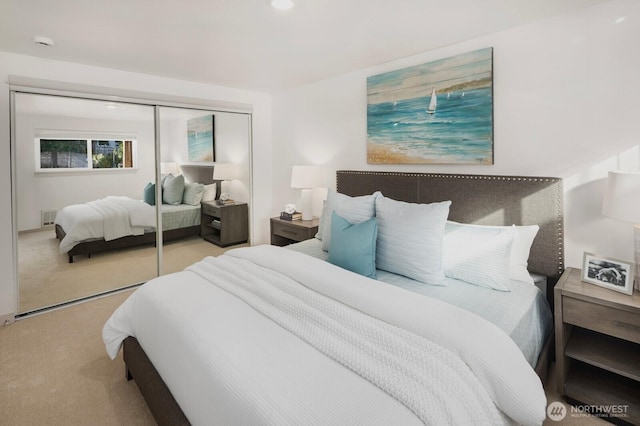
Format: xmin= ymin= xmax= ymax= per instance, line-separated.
xmin=103 ymin=245 xmax=546 ymax=426
xmin=55 ymin=196 xmax=156 ymax=253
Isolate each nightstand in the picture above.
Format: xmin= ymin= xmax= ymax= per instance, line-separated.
xmin=554 ymin=267 xmax=640 ymax=423
xmin=201 ymin=201 xmax=248 ymax=247
xmin=270 ymin=217 xmax=319 ymax=246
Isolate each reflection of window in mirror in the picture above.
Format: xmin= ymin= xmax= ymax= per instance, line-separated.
xmin=37 ymin=137 xmax=136 ymax=170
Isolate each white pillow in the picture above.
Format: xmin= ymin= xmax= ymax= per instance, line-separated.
xmin=443 ymin=222 xmax=515 ymax=291
xmin=375 ymin=196 xmax=451 ymax=286
xmin=182 ymin=183 xmax=205 ymax=205
xmin=321 ymin=190 xmax=381 ymax=251
xmin=445 ymin=221 xmax=539 ymax=285
xmin=202 ymin=183 xmax=217 ymax=202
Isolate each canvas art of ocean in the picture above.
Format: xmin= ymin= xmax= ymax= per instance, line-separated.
xmin=187 ymin=115 xmax=215 ymax=162
xmin=367 ymin=48 xmax=493 ymax=165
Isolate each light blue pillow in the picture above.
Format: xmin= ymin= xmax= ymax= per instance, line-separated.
xmin=162 ymin=174 xmax=185 ymax=205
xmin=143 ymin=182 xmax=156 ymax=206
xmin=321 ymin=189 xmax=381 ymax=251
xmin=327 ymin=211 xmax=378 ymax=278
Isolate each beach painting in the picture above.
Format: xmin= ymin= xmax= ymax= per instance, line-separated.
xmin=367 ymin=48 xmax=493 ymax=164
xmin=187 ymin=115 xmax=215 ymax=162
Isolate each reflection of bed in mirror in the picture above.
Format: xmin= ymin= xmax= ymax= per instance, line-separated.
xmin=103 ymin=170 xmax=564 ymax=425
xmin=54 ymin=165 xmax=219 ymax=263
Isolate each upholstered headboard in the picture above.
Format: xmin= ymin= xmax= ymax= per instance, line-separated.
xmin=336 ymin=170 xmax=565 ymax=285
xmin=180 ymin=165 xmax=222 ymax=199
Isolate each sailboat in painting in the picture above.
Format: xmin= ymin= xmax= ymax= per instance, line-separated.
xmin=426 ymin=86 xmax=437 ymax=114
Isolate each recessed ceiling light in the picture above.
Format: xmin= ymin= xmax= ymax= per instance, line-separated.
xmin=105 ymin=103 xmax=118 ymax=109
xmin=270 ymin=0 xmax=294 ymax=10
xmin=33 ymin=36 xmax=54 ymax=47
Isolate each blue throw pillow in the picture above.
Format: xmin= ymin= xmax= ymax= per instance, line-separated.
xmin=328 ymin=211 xmax=378 ymax=278
xmin=143 ymin=182 xmax=156 ymax=206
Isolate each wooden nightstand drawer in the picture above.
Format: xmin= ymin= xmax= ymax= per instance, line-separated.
xmin=564 ymin=296 xmax=640 ymax=344
xmin=272 ymin=221 xmax=308 ymax=241
xmin=202 ymin=203 xmax=221 ymax=217
xmin=270 ymin=217 xmax=319 ymax=246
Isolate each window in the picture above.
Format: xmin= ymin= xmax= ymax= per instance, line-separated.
xmin=37 ymin=137 xmax=135 ymax=171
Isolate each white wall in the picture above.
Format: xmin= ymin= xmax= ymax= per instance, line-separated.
xmin=272 ymin=0 xmax=640 ymax=271
xmin=0 ymin=52 xmax=273 ymax=320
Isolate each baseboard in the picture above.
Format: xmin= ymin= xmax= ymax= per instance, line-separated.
xmin=0 ymin=312 xmax=16 ymax=326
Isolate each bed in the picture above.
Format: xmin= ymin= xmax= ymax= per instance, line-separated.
xmin=103 ymin=170 xmax=564 ymax=426
xmin=54 ymin=166 xmax=220 ymax=263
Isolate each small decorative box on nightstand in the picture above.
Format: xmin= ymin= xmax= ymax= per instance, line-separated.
xmin=270 ymin=217 xmax=319 ymax=246
xmin=554 ymin=267 xmax=640 ymax=423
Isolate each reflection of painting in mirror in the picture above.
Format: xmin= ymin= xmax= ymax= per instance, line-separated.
xmin=187 ymin=115 xmax=215 ymax=162
xmin=367 ymin=47 xmax=493 ymax=165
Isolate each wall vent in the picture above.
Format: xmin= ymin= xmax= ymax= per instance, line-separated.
xmin=41 ymin=210 xmax=57 ymax=227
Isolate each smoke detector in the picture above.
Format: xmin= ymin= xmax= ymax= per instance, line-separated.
xmin=33 ymin=36 xmax=54 ymax=47
xmin=270 ymin=0 xmax=294 ymax=10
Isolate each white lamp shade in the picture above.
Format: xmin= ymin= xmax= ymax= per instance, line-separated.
xmin=602 ymin=171 xmax=640 ymax=223
xmin=160 ymin=162 xmax=179 ymax=176
xmin=290 ymin=165 xmax=323 ymax=189
xmin=213 ymin=163 xmax=239 ymax=181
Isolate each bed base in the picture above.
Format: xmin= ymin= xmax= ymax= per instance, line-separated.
xmin=55 ymin=224 xmax=200 ymax=263
xmin=123 ymin=337 xmax=190 ymax=426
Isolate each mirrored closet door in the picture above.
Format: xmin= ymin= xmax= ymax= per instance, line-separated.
xmin=14 ymin=93 xmax=157 ymax=314
xmin=14 ymin=93 xmax=253 ymax=315
xmin=157 ymin=107 xmax=251 ymax=274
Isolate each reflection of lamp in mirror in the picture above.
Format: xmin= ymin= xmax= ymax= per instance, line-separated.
xmin=602 ymin=170 xmax=640 ymax=290
xmin=160 ymin=162 xmax=179 ymax=176
xmin=291 ymin=165 xmax=323 ymax=221
xmin=213 ymin=163 xmax=238 ymax=201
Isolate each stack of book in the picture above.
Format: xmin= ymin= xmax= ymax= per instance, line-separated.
xmin=216 ymin=199 xmax=235 ymax=206
xmin=280 ymin=211 xmax=302 ymax=221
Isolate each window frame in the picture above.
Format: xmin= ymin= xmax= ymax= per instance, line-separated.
xmin=35 ymin=135 xmax=137 ymax=173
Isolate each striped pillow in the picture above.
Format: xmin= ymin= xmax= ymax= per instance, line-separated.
xmin=375 ymin=196 xmax=451 ymax=285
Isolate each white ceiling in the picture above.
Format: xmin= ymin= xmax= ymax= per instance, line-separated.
xmin=1 ymin=0 xmax=607 ymax=93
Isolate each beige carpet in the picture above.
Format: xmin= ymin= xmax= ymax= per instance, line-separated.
xmin=1 ymin=288 xmax=607 ymax=425
xmin=0 ymin=289 xmax=155 ymax=426
xmin=18 ymin=229 xmax=246 ymax=314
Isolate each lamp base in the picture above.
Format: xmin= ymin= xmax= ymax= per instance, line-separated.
xmin=300 ymin=189 xmax=313 ymax=221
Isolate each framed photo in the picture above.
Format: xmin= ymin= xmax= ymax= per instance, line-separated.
xmin=582 ymin=252 xmax=635 ymax=295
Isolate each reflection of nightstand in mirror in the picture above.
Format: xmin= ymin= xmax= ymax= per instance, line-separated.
xmin=201 ymin=201 xmax=248 ymax=247
xmin=270 ymin=217 xmax=319 ymax=246
xmin=555 ymin=267 xmax=640 ymax=423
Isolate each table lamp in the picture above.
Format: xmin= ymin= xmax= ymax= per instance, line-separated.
xmin=213 ymin=163 xmax=239 ymax=201
xmin=602 ymin=170 xmax=640 ymax=290
xmin=291 ymin=165 xmax=323 ymax=220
